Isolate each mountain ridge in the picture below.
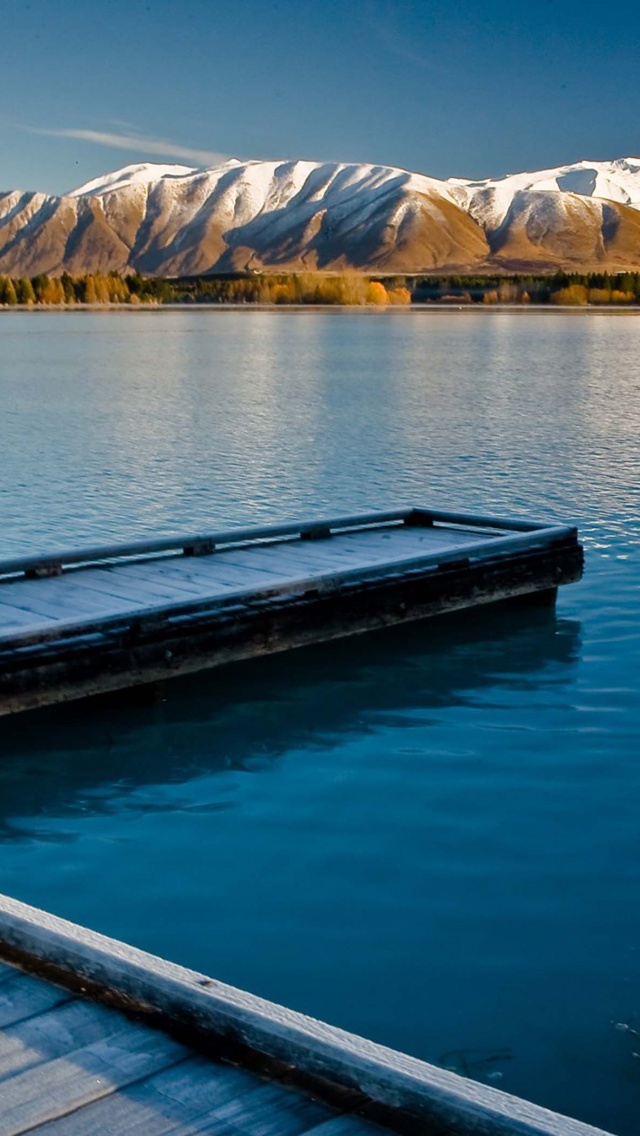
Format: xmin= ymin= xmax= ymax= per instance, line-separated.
xmin=2 ymin=156 xmax=640 ymax=277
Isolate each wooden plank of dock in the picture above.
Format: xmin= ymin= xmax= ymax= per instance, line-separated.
xmin=0 ymin=894 xmax=612 ymax=1136
xmin=0 ymin=968 xmax=360 ymax=1135
xmin=0 ymin=507 xmax=583 ymax=716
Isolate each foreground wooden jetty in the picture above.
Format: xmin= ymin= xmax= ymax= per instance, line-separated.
xmin=0 ymin=507 xmax=583 ymax=717
xmin=0 ymin=894 xmax=611 ymax=1136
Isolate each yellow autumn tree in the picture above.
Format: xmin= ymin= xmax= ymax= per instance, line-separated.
xmin=40 ymin=277 xmax=65 ymax=304
xmin=107 ymin=275 xmax=130 ymax=303
xmin=271 ymin=281 xmax=296 ymax=304
xmin=588 ymin=288 xmax=611 ymax=305
xmin=551 ymin=284 xmax=588 ymax=306
xmin=387 ymin=287 xmax=411 ymax=305
xmin=610 ymin=289 xmax=635 ymax=303
xmin=93 ymin=276 xmax=112 ymax=303
xmin=366 ymin=281 xmax=389 ymax=305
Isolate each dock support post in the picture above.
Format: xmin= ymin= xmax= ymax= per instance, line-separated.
xmin=300 ymin=527 xmax=332 ymax=541
xmin=183 ymin=541 xmax=216 ymax=557
xmin=403 ymin=510 xmax=434 ymax=527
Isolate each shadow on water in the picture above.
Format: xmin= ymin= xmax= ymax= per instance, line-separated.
xmin=0 ymin=603 xmax=580 ymax=839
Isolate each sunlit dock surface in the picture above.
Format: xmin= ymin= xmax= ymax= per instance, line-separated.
xmin=0 ymin=508 xmax=583 ymax=716
xmin=0 ymin=895 xmax=612 ymax=1136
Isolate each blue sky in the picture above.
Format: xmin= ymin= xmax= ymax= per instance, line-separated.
xmin=3 ymin=0 xmax=640 ymax=194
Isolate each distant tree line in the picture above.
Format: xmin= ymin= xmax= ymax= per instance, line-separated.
xmin=0 ymin=271 xmax=177 ymax=305
xmin=1 ymin=269 xmax=640 ymax=307
xmin=411 ymin=271 xmax=640 ymax=305
xmin=0 ymin=271 xmax=411 ymax=307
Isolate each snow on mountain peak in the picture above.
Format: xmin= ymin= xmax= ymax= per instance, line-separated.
xmin=449 ymin=157 xmax=640 ymax=230
xmin=69 ymin=162 xmax=198 ymax=197
xmin=67 ymin=157 xmax=423 ymax=206
xmin=68 ymin=161 xmax=228 ymax=197
xmin=68 ymin=154 xmax=640 ymax=227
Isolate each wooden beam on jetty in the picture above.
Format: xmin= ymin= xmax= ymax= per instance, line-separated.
xmin=0 ymin=893 xmax=613 ymax=1136
xmin=0 ymin=507 xmax=583 ymax=717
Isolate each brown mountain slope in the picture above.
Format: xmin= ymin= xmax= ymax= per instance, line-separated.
xmin=484 ymin=191 xmax=640 ymax=271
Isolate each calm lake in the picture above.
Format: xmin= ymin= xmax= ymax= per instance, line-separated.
xmin=0 ymin=309 xmax=638 ymax=1133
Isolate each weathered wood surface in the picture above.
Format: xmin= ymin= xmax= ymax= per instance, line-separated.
xmin=0 ymin=524 xmax=528 ymax=639
xmin=0 ymin=972 xmax=72 ymax=1027
xmin=0 ymin=507 xmax=545 ymax=582
xmin=0 ymin=894 xmax=612 ymax=1136
xmin=0 ymin=971 xmax=359 ymax=1136
xmin=0 ymin=508 xmax=583 ymax=716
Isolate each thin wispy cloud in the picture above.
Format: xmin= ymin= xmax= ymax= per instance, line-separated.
xmin=25 ymin=125 xmax=229 ymax=167
xmin=357 ymin=1 xmax=451 ymax=78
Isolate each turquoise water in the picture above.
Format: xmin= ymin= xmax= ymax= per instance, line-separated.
xmin=0 ymin=309 xmax=639 ymax=1132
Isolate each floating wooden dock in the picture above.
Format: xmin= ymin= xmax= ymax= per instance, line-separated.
xmin=0 ymin=507 xmax=583 ymax=717
xmin=0 ymin=894 xmax=612 ymax=1136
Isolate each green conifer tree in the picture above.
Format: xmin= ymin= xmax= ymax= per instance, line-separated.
xmin=0 ymin=276 xmax=18 ymax=305
xmin=15 ymin=277 xmax=36 ymax=304
xmin=60 ymin=272 xmax=77 ymax=302
xmin=32 ymin=274 xmax=51 ymax=303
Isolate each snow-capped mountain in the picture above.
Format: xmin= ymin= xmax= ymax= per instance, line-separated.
xmin=449 ymin=158 xmax=640 ymax=229
xmin=2 ymin=156 xmax=640 ymax=277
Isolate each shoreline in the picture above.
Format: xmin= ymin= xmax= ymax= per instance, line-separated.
xmin=1 ymin=302 xmax=640 ymax=315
